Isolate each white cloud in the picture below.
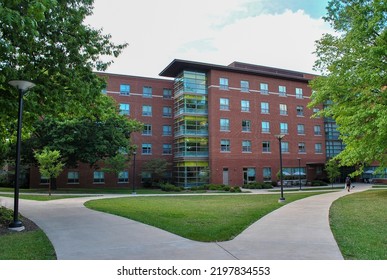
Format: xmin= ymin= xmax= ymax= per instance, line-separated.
xmin=86 ymin=0 xmax=332 ymax=77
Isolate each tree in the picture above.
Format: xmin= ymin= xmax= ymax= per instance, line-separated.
xmin=142 ymin=158 xmax=172 ymax=187
xmin=309 ymin=0 xmax=387 ymax=174
xmin=325 ymin=159 xmax=341 ymax=188
xmin=0 ymin=0 xmax=128 ymax=162
xmin=102 ymin=153 xmax=130 ymax=185
xmin=34 ymin=147 xmax=65 ymax=195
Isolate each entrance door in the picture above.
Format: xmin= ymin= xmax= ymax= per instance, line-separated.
xmin=222 ymin=168 xmax=229 ymax=185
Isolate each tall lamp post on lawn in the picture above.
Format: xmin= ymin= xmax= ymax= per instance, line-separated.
xmin=275 ymin=134 xmax=285 ymax=203
xmin=297 ymin=158 xmax=302 ymax=190
xmin=8 ymin=80 xmax=36 ymax=230
xmin=132 ymin=151 xmax=137 ymax=195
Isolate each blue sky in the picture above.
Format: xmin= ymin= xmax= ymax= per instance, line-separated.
xmin=87 ymin=0 xmax=332 ymax=77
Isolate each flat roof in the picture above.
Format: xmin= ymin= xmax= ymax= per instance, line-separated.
xmin=159 ymin=59 xmax=314 ymax=82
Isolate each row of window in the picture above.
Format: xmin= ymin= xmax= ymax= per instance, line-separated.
xmin=119 ymin=84 xmax=173 ymax=99
xmin=220 ymin=119 xmax=322 ymax=135
xmin=219 ymin=98 xmax=320 ymax=116
xmin=119 ymin=104 xmax=173 ymax=117
xmin=220 ymin=140 xmax=323 ymax=154
xmin=219 ymin=78 xmax=304 ymax=98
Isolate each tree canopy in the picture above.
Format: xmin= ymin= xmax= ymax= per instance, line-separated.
xmin=0 ymin=0 xmax=128 ymax=157
xmin=309 ymin=0 xmax=387 ymax=173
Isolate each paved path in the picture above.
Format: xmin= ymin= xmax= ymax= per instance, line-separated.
xmin=0 ymin=184 xmax=371 ymax=260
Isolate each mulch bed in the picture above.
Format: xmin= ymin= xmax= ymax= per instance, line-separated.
xmin=0 ymin=216 xmax=40 ymax=236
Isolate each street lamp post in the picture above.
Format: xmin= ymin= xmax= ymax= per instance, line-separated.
xmin=275 ymin=134 xmax=285 ymax=203
xmin=132 ymin=151 xmax=137 ymax=195
xmin=8 ymin=80 xmax=36 ymax=230
xmin=297 ymin=158 xmax=302 ymax=190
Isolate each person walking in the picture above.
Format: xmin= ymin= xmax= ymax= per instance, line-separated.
xmin=345 ymin=176 xmax=351 ymax=192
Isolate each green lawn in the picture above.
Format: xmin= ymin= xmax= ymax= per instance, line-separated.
xmin=0 ymin=230 xmax=56 ymax=260
xmin=85 ymin=192 xmax=327 ymax=242
xmin=330 ymin=190 xmax=387 ymax=260
xmin=0 ymin=193 xmax=92 ymax=201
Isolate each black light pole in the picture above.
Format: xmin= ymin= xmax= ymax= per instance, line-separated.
xmin=297 ymin=158 xmax=302 ymax=190
xmin=275 ymin=134 xmax=285 ymax=203
xmin=8 ymin=80 xmax=35 ymax=230
xmin=132 ymin=151 xmax=137 ymax=195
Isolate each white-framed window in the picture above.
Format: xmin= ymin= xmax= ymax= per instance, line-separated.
xmin=262 ymin=141 xmax=271 ymax=153
xmin=119 ymin=103 xmax=130 ymax=115
xmin=279 ymin=104 xmax=287 ymax=115
xmin=118 ymin=171 xmax=129 ymax=183
xmin=261 ymin=102 xmax=269 ymax=114
xmin=220 ymin=118 xmax=230 ymax=131
xmin=142 ymin=105 xmax=152 ymax=116
xmin=262 ymin=121 xmax=270 ymax=133
xmin=219 ymin=78 xmax=229 ymax=90
xmin=241 ymin=100 xmax=250 ymax=112
xmin=296 ymin=88 xmax=303 ymax=99
xmin=263 ymin=167 xmax=272 ymax=181
xmin=297 ymin=105 xmax=304 ymax=116
xmin=279 ymin=85 xmax=287 ymax=96
xmin=120 ymin=84 xmax=130 ymax=95
xmin=142 ymin=124 xmax=152 ymax=135
xmin=163 ymin=106 xmax=172 ymax=118
xmin=297 ymin=124 xmax=305 ymax=135
xmin=315 ymin=143 xmax=322 ymax=153
xmin=242 ymin=140 xmax=252 ymax=152
xmin=220 ymin=139 xmax=230 ymax=152
xmin=142 ymin=144 xmax=152 ymax=155
xmin=298 ymin=142 xmax=306 ymax=153
xmin=67 ymin=171 xmax=79 ymax=184
xmin=163 ymin=144 xmax=172 ymax=155
xmin=281 ymin=142 xmax=289 ymax=153
xmin=280 ymin=123 xmax=288 ymax=134
xmin=163 ymin=88 xmax=172 ymax=99
xmin=93 ymin=171 xmax=104 ymax=183
xmin=314 ymin=125 xmax=322 ymax=135
xmin=260 ymin=83 xmax=269 ymax=94
xmin=143 ymin=86 xmax=152 ymax=98
xmin=242 ymin=120 xmax=251 ymax=132
xmin=241 ymin=80 xmax=249 ymax=92
xmin=162 ymin=125 xmax=172 ymax=136
xmin=220 ymin=98 xmax=230 ymax=110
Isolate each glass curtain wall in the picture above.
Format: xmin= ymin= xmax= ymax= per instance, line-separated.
xmin=174 ymin=71 xmax=209 ymax=187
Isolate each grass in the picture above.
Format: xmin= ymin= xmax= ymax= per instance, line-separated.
xmin=85 ymin=192 xmax=328 ymax=242
xmin=0 ymin=193 xmax=92 ymax=201
xmin=0 ymin=230 xmax=56 ymax=260
xmin=330 ymin=190 xmax=387 ymax=260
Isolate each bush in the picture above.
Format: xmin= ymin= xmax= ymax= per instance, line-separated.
xmin=202 ymin=184 xmax=241 ymax=193
xmin=0 ymin=206 xmax=14 ymax=225
xmin=311 ymin=180 xmax=328 ymax=186
xmin=242 ymin=182 xmax=273 ymax=189
xmin=160 ymin=183 xmax=183 ymax=192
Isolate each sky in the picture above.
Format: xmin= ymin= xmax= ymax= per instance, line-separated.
xmin=86 ymin=0 xmax=333 ymax=78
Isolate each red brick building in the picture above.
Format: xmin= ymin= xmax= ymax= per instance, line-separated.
xmin=30 ymin=59 xmax=327 ymax=188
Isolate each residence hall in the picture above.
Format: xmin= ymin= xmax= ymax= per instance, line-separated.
xmin=30 ymin=59 xmax=327 ymax=188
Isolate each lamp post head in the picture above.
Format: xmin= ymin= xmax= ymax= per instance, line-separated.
xmin=274 ymin=134 xmax=285 ymax=141
xmin=9 ymin=80 xmax=36 ymax=92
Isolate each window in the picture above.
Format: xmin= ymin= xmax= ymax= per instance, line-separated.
xmin=163 ymin=144 xmax=172 ymax=155
xmin=40 ymin=175 xmax=49 ymax=184
xmin=297 ymin=106 xmax=304 ymax=116
xmin=313 ymin=107 xmax=321 ymax=117
xmin=241 ymin=100 xmax=250 ymax=112
xmin=163 ymin=88 xmax=172 ymax=99
xmin=242 ymin=120 xmax=251 ymax=132
xmin=120 ymin=84 xmax=130 ymax=95
xmin=220 ymin=98 xmax=229 ymax=110
xmin=142 ymin=124 xmax=152 ymax=135
xmin=260 ymin=83 xmax=269 ymax=94
xmin=163 ymin=106 xmax=172 ymax=118
xmin=243 ymin=168 xmax=256 ymax=184
xmin=281 ymin=142 xmax=289 ymax=153
xmin=279 ymin=86 xmax=287 ymax=96
xmin=262 ymin=141 xmax=271 ymax=152
xmin=118 ymin=171 xmax=129 ymax=183
xmin=119 ymin=103 xmax=130 ymax=115
xmin=296 ymin=88 xmax=303 ymax=99
xmin=298 ymin=142 xmax=306 ymax=153
xmin=142 ymin=105 xmax=152 ymax=116
xmin=220 ymin=118 xmax=230 ymax=131
xmin=315 ymin=143 xmax=322 ymax=153
xmin=67 ymin=171 xmax=79 ymax=184
xmin=297 ymin=124 xmax=305 ymax=135
xmin=242 ymin=140 xmax=252 ymax=152
xmin=261 ymin=102 xmax=269 ymax=114
xmin=280 ymin=123 xmax=288 ymax=134
xmin=93 ymin=171 xmax=104 ymax=183
xmin=263 ymin=167 xmax=272 ymax=181
xmin=314 ymin=125 xmax=322 ymax=135
xmin=262 ymin=121 xmax=270 ymax=133
xmin=241 ymin=80 xmax=249 ymax=92
xmin=220 ymin=139 xmax=230 ymax=152
xmin=219 ymin=78 xmax=229 ymax=90
xmin=143 ymin=86 xmax=152 ymax=98
xmin=279 ymin=104 xmax=287 ymax=115
xmin=162 ymin=125 xmax=172 ymax=136
xmin=101 ymin=87 xmax=107 ymax=94
xmin=142 ymin=144 xmax=152 ymax=155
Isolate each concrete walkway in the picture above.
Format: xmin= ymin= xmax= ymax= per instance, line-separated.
xmin=0 ymin=184 xmax=371 ymax=260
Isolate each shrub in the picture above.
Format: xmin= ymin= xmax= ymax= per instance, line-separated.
xmin=311 ymin=180 xmax=328 ymax=186
xmin=242 ymin=182 xmax=273 ymax=189
xmin=160 ymin=183 xmax=183 ymax=192
xmin=0 ymin=206 xmax=14 ymax=225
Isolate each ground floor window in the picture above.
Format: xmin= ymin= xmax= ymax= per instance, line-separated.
xmin=175 ymin=161 xmax=209 ymax=187
xmin=243 ymin=168 xmax=256 ymax=184
xmin=118 ymin=171 xmax=129 ymax=183
xmin=67 ymin=171 xmax=79 ymax=184
xmin=93 ymin=171 xmax=105 ymax=183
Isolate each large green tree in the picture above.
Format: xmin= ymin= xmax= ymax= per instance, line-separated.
xmin=0 ymin=0 xmax=128 ymax=161
xmin=309 ymin=0 xmax=387 ymax=173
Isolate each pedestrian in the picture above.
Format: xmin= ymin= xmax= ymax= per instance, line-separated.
xmin=345 ymin=176 xmax=351 ymax=192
